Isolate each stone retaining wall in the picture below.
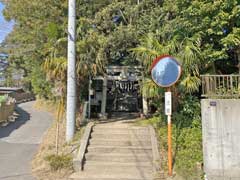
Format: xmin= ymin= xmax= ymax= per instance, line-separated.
xmin=0 ymin=101 xmax=15 ymax=123
xmin=0 ymin=93 xmax=34 ymax=124
xmin=11 ymin=92 xmax=35 ymax=103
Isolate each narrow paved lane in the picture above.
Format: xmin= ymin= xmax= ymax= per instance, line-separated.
xmin=0 ymin=101 xmax=53 ymax=180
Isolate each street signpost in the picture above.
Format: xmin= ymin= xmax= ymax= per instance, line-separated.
xmin=151 ymin=55 xmax=181 ymax=176
xmin=165 ymin=92 xmax=172 ymax=115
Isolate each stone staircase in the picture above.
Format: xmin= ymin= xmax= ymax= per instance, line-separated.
xmin=70 ymin=121 xmax=161 ymax=180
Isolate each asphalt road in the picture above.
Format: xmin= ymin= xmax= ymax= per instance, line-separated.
xmin=0 ymin=101 xmax=53 ymax=180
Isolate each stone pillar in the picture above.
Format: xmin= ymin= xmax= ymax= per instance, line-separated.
xmin=88 ymin=77 xmax=92 ymax=118
xmin=142 ymin=75 xmax=148 ymax=116
xmin=101 ymin=76 xmax=107 ymax=119
xmin=142 ymin=96 xmax=148 ymax=115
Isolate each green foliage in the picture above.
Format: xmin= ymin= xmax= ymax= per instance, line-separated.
xmin=174 ymin=119 xmax=203 ymax=179
xmin=132 ymin=0 xmax=240 ymax=94
xmin=0 ymin=96 xmax=7 ymax=105
xmin=132 ymin=34 xmax=203 ymax=93
xmin=45 ymin=154 xmax=73 ymax=171
xmin=173 ymin=96 xmax=203 ymax=178
xmin=2 ymin=0 xmax=239 ymax=99
xmin=29 ymin=65 xmax=52 ymax=99
xmin=1 ymin=0 xmax=68 ymax=98
xmin=142 ymin=78 xmax=160 ymax=98
xmin=143 ymin=96 xmax=203 ymax=179
xmin=174 ymin=95 xmax=201 ymax=127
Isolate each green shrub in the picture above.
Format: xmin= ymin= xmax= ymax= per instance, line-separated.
xmin=145 ymin=95 xmax=203 ymax=179
xmin=0 ymin=96 xmax=7 ymax=105
xmin=173 ymin=96 xmax=203 ymax=179
xmin=45 ymin=154 xmax=73 ymax=171
xmin=174 ymin=119 xmax=203 ymax=179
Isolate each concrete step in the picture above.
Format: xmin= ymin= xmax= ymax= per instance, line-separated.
xmin=87 ymin=145 xmax=152 ymax=154
xmin=91 ymin=136 xmax=151 ymax=142
xmin=71 ymin=178 xmax=152 ymax=180
xmin=85 ymin=161 xmax=153 ymax=167
xmin=70 ymin=169 xmax=153 ymax=180
xmin=85 ymin=153 xmax=153 ymax=163
xmin=92 ymin=128 xmax=150 ymax=135
xmin=91 ymin=133 xmax=151 ymax=140
xmin=89 ymin=139 xmax=152 ymax=146
xmin=83 ymin=164 xmax=153 ymax=175
xmin=94 ymin=124 xmax=139 ymax=129
xmin=93 ymin=126 xmax=149 ymax=131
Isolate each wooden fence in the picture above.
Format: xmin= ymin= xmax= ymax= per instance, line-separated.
xmin=201 ymin=75 xmax=240 ymax=98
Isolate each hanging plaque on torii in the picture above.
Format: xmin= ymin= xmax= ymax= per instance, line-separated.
xmin=151 ymin=55 xmax=182 ymax=176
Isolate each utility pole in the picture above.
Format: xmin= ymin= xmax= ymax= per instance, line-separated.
xmin=66 ymin=0 xmax=76 ymax=142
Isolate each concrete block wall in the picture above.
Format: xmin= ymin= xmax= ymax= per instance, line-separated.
xmin=201 ymin=99 xmax=240 ymax=180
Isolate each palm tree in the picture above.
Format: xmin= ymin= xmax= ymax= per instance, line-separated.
xmin=131 ymin=33 xmax=203 ymax=95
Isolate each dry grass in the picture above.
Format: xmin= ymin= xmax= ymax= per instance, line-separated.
xmin=32 ymin=99 xmax=83 ymax=180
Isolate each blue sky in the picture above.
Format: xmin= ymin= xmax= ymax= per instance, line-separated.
xmin=0 ymin=2 xmax=14 ymax=43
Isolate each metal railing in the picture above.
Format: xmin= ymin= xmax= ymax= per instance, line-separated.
xmin=201 ymin=75 xmax=240 ymax=98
